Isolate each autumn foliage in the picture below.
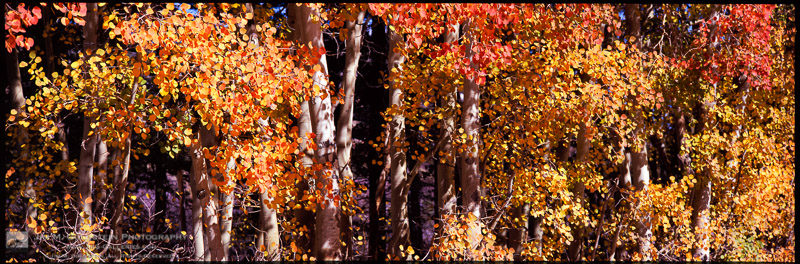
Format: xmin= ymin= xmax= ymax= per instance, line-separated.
xmin=3 ymin=3 xmax=794 ymax=262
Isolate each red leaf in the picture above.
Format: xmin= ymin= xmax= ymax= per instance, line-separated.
xmin=24 ymin=37 xmax=33 ymax=49
xmin=32 ymin=6 xmax=41 ymax=19
xmin=77 ymin=3 xmax=87 ymax=16
xmin=5 ymin=34 xmax=16 ymax=53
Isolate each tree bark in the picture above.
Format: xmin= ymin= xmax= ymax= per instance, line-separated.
xmin=335 ymin=10 xmax=365 ymax=259
xmin=177 ymin=169 xmax=187 ymax=239
xmin=437 ymin=22 xmax=459 ymax=218
xmin=622 ymin=4 xmax=654 ymax=260
xmin=459 ymin=19 xmax=482 ymax=252
xmin=507 ymin=203 xmax=529 ymax=260
xmin=110 ymin=80 xmax=137 ymax=261
xmin=567 ymin=122 xmax=590 ymax=261
xmin=189 ymin=135 xmax=209 ymax=261
xmin=690 ymin=102 xmax=712 ymax=261
xmin=6 ymin=38 xmax=38 ymax=239
xmin=296 ymin=4 xmax=341 ymax=260
xmin=94 ymin=140 xmax=109 ymax=216
xmin=199 ymin=126 xmax=226 ymax=261
xmin=386 ymin=29 xmax=410 ymax=260
xmin=218 ymin=158 xmax=234 ymax=261
xmin=243 ymin=4 xmax=281 ymax=260
xmin=369 ymin=125 xmax=391 ymax=259
xmin=286 ymin=4 xmax=316 ymax=256
xmin=76 ymin=4 xmax=99 ymax=261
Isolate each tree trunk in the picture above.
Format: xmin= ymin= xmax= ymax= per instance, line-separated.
xmin=286 ymin=4 xmax=316 ymax=256
xmin=241 ymin=4 xmax=281 ymax=260
xmin=6 ymin=38 xmax=37 ymax=236
xmin=76 ymin=4 xmax=99 ymax=261
xmin=257 ymin=188 xmax=281 ymax=260
xmin=296 ymin=4 xmax=341 ymax=260
xmin=178 ymin=169 xmax=187 ymax=239
xmin=188 ymin=137 xmax=208 ymax=261
xmin=199 ymin=126 xmax=226 ymax=261
xmin=529 ymin=214 xmax=544 ymax=255
xmin=690 ymin=102 xmax=712 ymax=261
xmin=386 ymin=29 xmax=410 ymax=260
xmin=622 ymin=5 xmax=653 ymax=260
xmin=567 ymin=122 xmax=590 ymax=261
xmin=459 ymin=19 xmax=482 ymax=252
xmin=507 ymin=203 xmax=529 ymax=260
xmin=110 ymin=80 xmax=138 ymax=261
xmin=94 ymin=140 xmax=109 ymax=216
xmin=218 ymin=158 xmax=234 ymax=261
xmin=436 ymin=22 xmax=459 ymax=219
xmin=335 ymin=10 xmax=365 ymax=259
xmin=370 ymin=125 xmax=391 ymax=259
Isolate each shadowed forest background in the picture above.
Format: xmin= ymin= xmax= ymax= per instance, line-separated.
xmin=2 ymin=3 xmax=795 ymax=262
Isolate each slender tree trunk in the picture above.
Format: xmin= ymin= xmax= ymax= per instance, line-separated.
xmin=529 ymin=214 xmax=544 ymax=254
xmin=285 ymin=4 xmax=316 ymax=256
xmin=335 ymin=10 xmax=365 ymax=259
xmin=437 ymin=22 xmax=459 ymax=219
xmin=189 ymin=135 xmax=208 ymax=261
xmin=459 ymin=19 xmax=483 ymax=254
xmin=6 ymin=39 xmax=36 ymax=234
xmin=257 ymin=189 xmax=281 ymax=260
xmin=689 ymin=7 xmax=720 ymax=261
xmin=94 ymin=141 xmax=109 ymax=216
xmin=622 ymin=5 xmax=653 ymax=260
xmin=76 ymin=4 xmax=99 ymax=261
xmin=567 ymin=122 xmax=590 ymax=261
xmin=239 ymin=3 xmax=282 ymax=261
xmin=690 ymin=102 xmax=712 ymax=261
xmin=199 ymin=126 xmax=225 ymax=261
xmin=370 ymin=125 xmax=391 ymax=259
xmin=155 ymin=150 xmax=168 ymax=236
xmin=385 ymin=29 xmax=410 ymax=260
xmin=178 ymin=169 xmax=187 ymax=238
xmin=110 ymin=80 xmax=138 ymax=261
xmin=296 ymin=4 xmax=342 ymax=260
xmin=507 ymin=203 xmax=529 ymax=260
xmin=218 ymin=158 xmax=234 ymax=261
xmin=240 ymin=4 xmax=281 ymax=260
xmin=528 ymin=140 xmax=556 ymax=256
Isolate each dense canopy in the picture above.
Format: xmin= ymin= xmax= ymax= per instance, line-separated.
xmin=3 ymin=3 xmax=794 ymax=262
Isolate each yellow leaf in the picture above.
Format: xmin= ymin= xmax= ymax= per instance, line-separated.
xmin=146 ymin=8 xmax=154 ymax=15
xmin=19 ymin=61 xmax=29 ymax=68
xmin=131 ymin=195 xmax=137 ymax=200
xmin=184 ymin=128 xmax=192 ymax=136
xmin=181 ymin=231 xmax=187 ymax=235
xmin=166 ymin=3 xmax=175 ymax=10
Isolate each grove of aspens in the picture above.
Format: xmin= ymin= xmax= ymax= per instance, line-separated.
xmin=2 ymin=3 xmax=794 ymax=262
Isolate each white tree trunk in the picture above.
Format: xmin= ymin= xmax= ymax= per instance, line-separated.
xmin=386 ymin=29 xmax=410 ymax=260
xmin=460 ymin=20 xmax=482 ymax=250
xmin=296 ymin=4 xmax=341 ymax=260
xmin=77 ymin=4 xmax=99 ymax=261
xmin=437 ymin=22 xmax=459 ymax=218
xmin=335 ymin=11 xmax=365 ymax=258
